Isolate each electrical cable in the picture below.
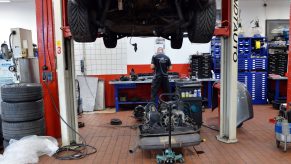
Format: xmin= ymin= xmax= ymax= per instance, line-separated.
xmin=129 ymin=37 xmax=137 ymax=52
xmin=8 ymin=31 xmax=19 ymax=80
xmin=43 ymin=82 xmax=97 ymax=160
xmin=75 ymin=79 xmax=83 ymax=115
xmin=93 ymin=123 xmax=141 ymax=129
xmin=202 ymin=124 xmax=219 ymax=132
xmin=8 ymin=32 xmax=14 ymax=53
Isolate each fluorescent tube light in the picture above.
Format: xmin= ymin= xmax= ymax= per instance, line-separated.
xmin=0 ymin=0 xmax=11 ymax=3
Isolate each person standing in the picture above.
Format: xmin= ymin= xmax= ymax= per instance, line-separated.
xmin=150 ymin=47 xmax=172 ymax=102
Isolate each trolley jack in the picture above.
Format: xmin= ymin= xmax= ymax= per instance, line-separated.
xmin=156 ymin=94 xmax=184 ymax=164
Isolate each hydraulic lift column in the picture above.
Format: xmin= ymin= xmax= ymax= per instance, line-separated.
xmin=287 ymin=3 xmax=291 ymax=109
xmin=52 ymin=0 xmax=79 ymax=145
xmin=217 ymin=0 xmax=239 ymax=143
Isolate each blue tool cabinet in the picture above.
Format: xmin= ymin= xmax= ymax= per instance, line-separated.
xmin=211 ymin=36 xmax=268 ymax=104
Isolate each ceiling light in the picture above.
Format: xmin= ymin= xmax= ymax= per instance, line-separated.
xmin=0 ymin=0 xmax=11 ymax=2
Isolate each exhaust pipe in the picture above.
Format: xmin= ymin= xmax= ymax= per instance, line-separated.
xmin=129 ymin=143 xmax=139 ymax=153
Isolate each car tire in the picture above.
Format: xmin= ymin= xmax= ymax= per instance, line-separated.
xmin=1 ymin=100 xmax=44 ymax=122
xmin=103 ymin=30 xmax=117 ymax=48
xmin=188 ymin=0 xmax=216 ymax=43
xmin=2 ymin=118 xmax=45 ymax=140
xmin=171 ymin=34 xmax=183 ymax=49
xmin=68 ymin=0 xmax=97 ymax=42
xmin=1 ymin=83 xmax=42 ymax=103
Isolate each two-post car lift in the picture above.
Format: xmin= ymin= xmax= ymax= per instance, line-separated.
xmin=35 ymin=0 xmax=239 ymax=145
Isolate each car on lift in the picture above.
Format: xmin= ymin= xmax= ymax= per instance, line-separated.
xmin=67 ymin=0 xmax=216 ymax=49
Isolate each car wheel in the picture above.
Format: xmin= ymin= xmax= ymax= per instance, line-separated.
xmin=68 ymin=0 xmax=97 ymax=42
xmin=188 ymin=0 xmax=216 ymax=43
xmin=171 ymin=33 xmax=183 ymax=49
xmin=103 ymin=30 xmax=117 ymax=48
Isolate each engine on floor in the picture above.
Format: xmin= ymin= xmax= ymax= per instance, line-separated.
xmin=134 ymin=98 xmax=199 ymax=135
xmin=131 ymin=94 xmax=203 ymax=152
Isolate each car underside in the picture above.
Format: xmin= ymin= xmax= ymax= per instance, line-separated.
xmin=68 ymin=0 xmax=216 ymax=48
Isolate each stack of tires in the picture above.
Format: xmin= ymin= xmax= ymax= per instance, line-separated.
xmin=1 ymin=83 xmax=45 ymax=148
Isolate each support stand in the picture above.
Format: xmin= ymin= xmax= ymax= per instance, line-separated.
xmin=156 ymin=94 xmax=184 ymax=163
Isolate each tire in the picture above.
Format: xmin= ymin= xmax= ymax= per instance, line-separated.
xmin=68 ymin=0 xmax=97 ymax=42
xmin=171 ymin=34 xmax=183 ymax=49
xmin=188 ymin=0 xmax=216 ymax=43
xmin=2 ymin=118 xmax=45 ymax=140
xmin=1 ymin=100 xmax=44 ymax=122
xmin=103 ymin=30 xmax=117 ymax=48
xmin=1 ymin=83 xmax=42 ymax=102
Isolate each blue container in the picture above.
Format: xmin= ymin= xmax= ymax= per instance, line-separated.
xmin=214 ymin=73 xmax=220 ymax=79
xmin=238 ymin=37 xmax=252 ymax=59
xmin=213 ymin=58 xmax=221 ymax=70
xmin=238 ymin=58 xmax=250 ymax=71
xmin=238 ymin=58 xmax=268 ymax=71
xmin=275 ymin=122 xmax=291 ymax=134
xmin=238 ymin=72 xmax=250 ymax=87
xmin=249 ymin=58 xmax=268 ymax=71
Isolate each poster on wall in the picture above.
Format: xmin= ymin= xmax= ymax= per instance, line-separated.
xmin=266 ymin=19 xmax=289 ymax=41
xmin=0 ymin=59 xmax=15 ymax=86
xmin=155 ymin=37 xmax=165 ymax=49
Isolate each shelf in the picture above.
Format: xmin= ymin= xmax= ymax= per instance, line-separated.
xmin=268 ymin=47 xmax=288 ymax=50
xmin=180 ymin=97 xmax=202 ymax=101
xmin=118 ymin=101 xmax=150 ymax=105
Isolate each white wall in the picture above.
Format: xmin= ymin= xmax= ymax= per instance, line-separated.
xmin=0 ymin=1 xmax=37 ymax=45
xmin=240 ymin=0 xmax=290 ymax=37
xmin=126 ymin=37 xmax=210 ymax=64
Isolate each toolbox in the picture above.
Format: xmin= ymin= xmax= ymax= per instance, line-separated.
xmin=175 ymin=80 xmax=203 ymax=127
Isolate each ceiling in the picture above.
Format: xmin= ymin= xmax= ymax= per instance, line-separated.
xmin=0 ymin=0 xmax=33 ymax=2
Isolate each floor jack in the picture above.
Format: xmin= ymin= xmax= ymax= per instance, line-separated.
xmin=156 ymin=96 xmax=184 ymax=164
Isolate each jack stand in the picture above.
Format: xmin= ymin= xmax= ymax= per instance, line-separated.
xmin=156 ymin=94 xmax=184 ymax=164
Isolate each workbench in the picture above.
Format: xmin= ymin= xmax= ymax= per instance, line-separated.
xmin=109 ymin=79 xmax=176 ymax=112
xmin=109 ymin=78 xmax=218 ymax=112
xmin=268 ymin=76 xmax=288 ymax=107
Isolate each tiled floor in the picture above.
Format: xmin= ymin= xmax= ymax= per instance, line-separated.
xmin=39 ymin=105 xmax=291 ymax=164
